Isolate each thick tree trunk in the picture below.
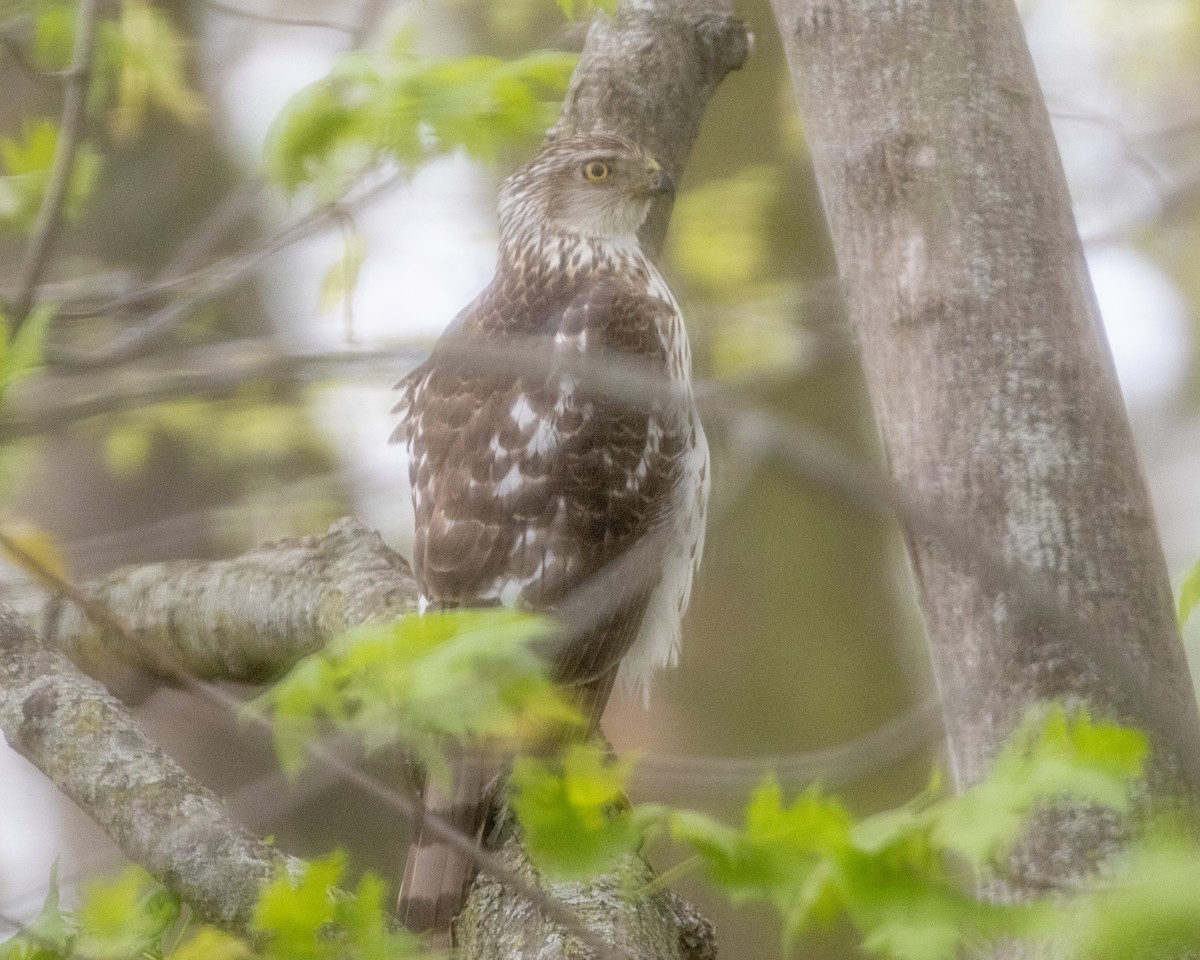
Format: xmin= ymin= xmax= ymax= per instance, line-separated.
xmin=769 ymin=0 xmax=1200 ymax=896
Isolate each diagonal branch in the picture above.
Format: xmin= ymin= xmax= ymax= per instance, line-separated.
xmin=0 ymin=601 xmax=301 ymax=932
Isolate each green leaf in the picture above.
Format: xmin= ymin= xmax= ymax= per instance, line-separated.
xmin=265 ymin=40 xmax=577 ymax=194
xmin=253 ymin=854 xmax=343 ymax=960
xmin=73 ymin=868 xmax=179 ymax=960
xmin=511 ymin=745 xmax=642 ymax=878
xmin=318 ymin=228 xmax=367 ymax=317
xmin=169 ymin=928 xmax=251 ymax=960
xmin=100 ymin=0 xmax=204 ymax=139
xmin=931 ymin=705 xmax=1146 ymax=866
xmin=1059 ymin=835 xmax=1200 ymax=960
xmin=249 ymin=609 xmax=579 ymax=777
xmin=0 ymin=120 xmax=99 ymax=229
xmin=554 ymin=0 xmax=617 ymax=18
xmin=0 ymin=862 xmax=74 ymax=959
xmin=252 ymin=855 xmax=425 ymax=960
xmin=1177 ymin=558 xmax=1200 ymax=626
xmin=0 ymin=303 xmax=54 ymax=394
xmin=31 ymin=2 xmax=76 ymax=71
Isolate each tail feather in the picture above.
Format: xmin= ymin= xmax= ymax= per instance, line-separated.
xmin=399 ymin=757 xmax=495 ymax=944
xmin=398 ymin=666 xmax=620 ymax=942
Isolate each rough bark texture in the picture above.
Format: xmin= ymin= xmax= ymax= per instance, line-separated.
xmin=551 ymin=0 xmax=751 ymax=259
xmin=0 ymin=602 xmax=301 ymax=932
xmin=769 ymin=0 xmax=1200 ymax=897
xmin=5 ymin=516 xmax=716 ymax=954
xmin=16 ymin=517 xmax=417 ymax=692
xmin=457 ymin=825 xmax=715 ymax=960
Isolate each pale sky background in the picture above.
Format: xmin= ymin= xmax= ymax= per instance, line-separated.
xmin=3 ymin=0 xmax=1199 ymax=930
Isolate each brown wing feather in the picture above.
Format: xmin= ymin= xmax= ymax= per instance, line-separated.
xmin=400 ymin=266 xmax=687 ymax=650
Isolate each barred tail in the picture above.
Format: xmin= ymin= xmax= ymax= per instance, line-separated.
xmin=399 ymin=758 xmax=494 ymax=945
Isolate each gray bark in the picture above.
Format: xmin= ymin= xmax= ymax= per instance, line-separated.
xmin=0 ymin=602 xmax=301 ymax=933
xmin=552 ymin=0 xmax=751 ymax=259
xmin=17 ymin=517 xmax=417 ymax=692
xmin=769 ymin=0 xmax=1200 ymax=898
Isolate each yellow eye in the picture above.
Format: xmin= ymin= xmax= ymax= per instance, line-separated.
xmin=583 ymin=161 xmax=611 ymax=182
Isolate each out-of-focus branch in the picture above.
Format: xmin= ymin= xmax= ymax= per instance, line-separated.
xmin=9 ymin=0 xmax=101 ymax=329
xmin=200 ymin=0 xmax=358 ymax=34
xmin=0 ymin=602 xmax=301 ymax=932
xmin=43 ymin=174 xmax=403 ymax=369
xmin=1 ymin=338 xmax=427 ymax=442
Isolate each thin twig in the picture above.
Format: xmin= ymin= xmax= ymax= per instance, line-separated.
xmin=201 ymin=0 xmax=357 ymax=34
xmin=0 ymin=32 xmax=60 ymax=89
xmin=9 ymin=0 xmax=102 ymax=329
xmin=45 ymin=175 xmax=405 ymax=368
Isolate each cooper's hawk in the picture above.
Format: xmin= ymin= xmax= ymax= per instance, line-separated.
xmin=392 ymin=132 xmax=709 ymax=940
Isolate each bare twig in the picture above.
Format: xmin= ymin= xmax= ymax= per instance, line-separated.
xmin=201 ymin=0 xmax=357 ymax=35
xmin=44 ymin=174 xmax=405 ymax=369
xmin=9 ymin=0 xmax=102 ymax=329
xmin=0 ymin=32 xmax=60 ymax=89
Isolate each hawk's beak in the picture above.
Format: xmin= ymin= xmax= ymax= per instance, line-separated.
xmin=644 ymin=161 xmax=674 ymax=198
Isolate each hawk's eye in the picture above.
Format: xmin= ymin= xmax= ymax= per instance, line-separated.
xmin=583 ymin=161 xmax=611 ymax=182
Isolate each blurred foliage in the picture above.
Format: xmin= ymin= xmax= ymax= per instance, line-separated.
xmin=0 ymin=121 xmax=98 ymax=231
xmin=7 ymin=706 xmax=1185 ymax=960
xmin=248 ymin=608 xmax=579 ymax=779
xmin=0 ymin=304 xmax=51 ymax=404
xmin=1177 ymin=558 xmax=1200 ymax=627
xmin=266 ymin=33 xmax=577 ymax=197
xmin=0 ymin=857 xmax=426 ymax=960
xmin=100 ymin=395 xmax=332 ymax=482
xmin=552 ymin=0 xmax=616 ymax=20
xmin=29 ymin=0 xmax=203 ymax=137
xmin=512 ymin=705 xmax=1156 ymax=960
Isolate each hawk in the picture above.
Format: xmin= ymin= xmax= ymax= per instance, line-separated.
xmin=392 ymin=132 xmax=709 ymax=939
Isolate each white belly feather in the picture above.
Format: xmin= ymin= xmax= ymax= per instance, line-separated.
xmin=616 ymin=414 xmax=710 ymax=703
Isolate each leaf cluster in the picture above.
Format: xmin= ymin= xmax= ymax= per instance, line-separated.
xmin=1 ymin=0 xmax=203 ymax=232
xmin=512 ymin=705 xmax=1157 ymax=960
xmin=265 ymin=34 xmax=577 ymax=195
xmin=1 ymin=857 xmax=424 ymax=960
xmin=249 ymin=608 xmax=579 ymax=778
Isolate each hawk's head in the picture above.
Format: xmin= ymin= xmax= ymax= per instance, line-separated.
xmin=498 ymin=133 xmax=674 ymax=245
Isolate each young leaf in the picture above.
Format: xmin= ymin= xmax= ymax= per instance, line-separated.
xmin=511 ymin=745 xmax=642 ymax=878
xmin=0 ymin=121 xmax=99 ymax=229
xmin=72 ymin=868 xmax=179 ymax=960
xmin=0 ymin=862 xmax=74 ymax=959
xmin=249 ymin=609 xmax=579 ymax=777
xmin=318 ymin=228 xmax=367 ymax=319
xmin=1177 ymin=558 xmax=1200 ymax=626
xmin=101 ymin=0 xmax=204 ymax=139
xmin=0 ymin=519 xmax=69 ymax=582
xmin=931 ymin=705 xmax=1146 ymax=866
xmin=169 ymin=928 xmax=251 ymax=960
xmin=0 ymin=303 xmax=54 ymax=394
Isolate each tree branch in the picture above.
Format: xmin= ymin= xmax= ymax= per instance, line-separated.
xmin=0 ymin=602 xmax=301 ymax=932
xmin=9 ymin=0 xmax=102 ymax=328
xmin=14 ymin=517 xmax=417 ymax=690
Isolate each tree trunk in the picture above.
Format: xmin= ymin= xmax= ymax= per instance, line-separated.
xmin=768 ymin=0 xmax=1200 ymax=896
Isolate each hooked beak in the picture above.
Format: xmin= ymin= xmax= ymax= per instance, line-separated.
xmin=643 ymin=161 xmax=675 ymax=198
